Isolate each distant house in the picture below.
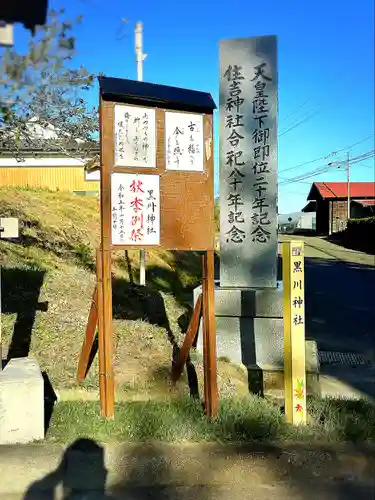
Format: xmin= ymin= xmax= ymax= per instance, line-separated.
xmin=0 ymin=120 xmax=100 ymax=193
xmin=278 ymin=212 xmax=316 ymax=234
xmin=0 ymin=146 xmax=100 ymax=194
xmin=302 ymin=182 xmax=375 ymax=235
xmin=84 ymin=156 xmax=100 ymax=183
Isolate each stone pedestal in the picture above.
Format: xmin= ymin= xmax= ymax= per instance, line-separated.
xmin=193 ymin=281 xmax=320 ymax=398
xmin=0 ymin=356 xmax=44 ymax=444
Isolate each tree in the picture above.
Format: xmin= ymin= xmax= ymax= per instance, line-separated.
xmin=0 ymin=8 xmax=99 ymax=161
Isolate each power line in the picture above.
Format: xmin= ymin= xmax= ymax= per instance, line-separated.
xmin=331 ymin=150 xmax=375 ymax=168
xmin=279 ymin=134 xmax=375 ymax=174
xmin=279 ymin=150 xmax=375 ymax=186
xmin=280 ymin=165 xmax=334 ymax=185
xmin=281 ymin=152 xmax=375 ymax=186
xmin=279 ymin=181 xmax=312 ymax=186
xmin=78 ymin=0 xmax=129 ymax=39
xmin=78 ymin=0 xmax=123 ymax=20
xmin=280 ymin=100 xmax=309 ymax=124
xmin=279 ymin=106 xmax=321 ymax=138
xmin=279 ymin=190 xmax=309 ymax=195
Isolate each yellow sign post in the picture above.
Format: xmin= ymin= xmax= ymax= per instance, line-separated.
xmin=283 ymin=240 xmax=307 ymax=425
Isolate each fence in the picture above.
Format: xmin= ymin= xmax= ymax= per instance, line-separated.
xmin=0 ymin=167 xmax=100 ymax=193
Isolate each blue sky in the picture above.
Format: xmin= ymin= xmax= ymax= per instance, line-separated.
xmin=12 ymin=0 xmax=375 ymax=213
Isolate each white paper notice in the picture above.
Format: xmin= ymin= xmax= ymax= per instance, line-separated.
xmin=111 ymin=173 xmax=160 ymax=246
xmin=165 ymin=112 xmax=204 ymax=171
xmin=114 ymin=104 xmax=156 ymax=168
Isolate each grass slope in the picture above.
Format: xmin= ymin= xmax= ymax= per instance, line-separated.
xmin=0 ymin=186 xmax=247 ymax=400
xmin=3 ymin=187 xmax=375 ymax=444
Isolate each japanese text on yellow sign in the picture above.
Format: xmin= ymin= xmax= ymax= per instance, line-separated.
xmin=283 ymin=240 xmax=306 ymax=425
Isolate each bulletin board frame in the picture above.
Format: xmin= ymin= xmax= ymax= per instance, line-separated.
xmin=77 ymin=76 xmax=218 ymax=420
xmin=102 ymin=101 xmax=215 ymax=251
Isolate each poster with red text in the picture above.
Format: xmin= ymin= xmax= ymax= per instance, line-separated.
xmin=111 ymin=173 xmax=160 ymax=246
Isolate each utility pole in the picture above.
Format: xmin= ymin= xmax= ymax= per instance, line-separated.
xmin=346 ymin=151 xmax=350 ymax=220
xmin=328 ymin=151 xmax=351 ymax=226
xmin=135 ymin=21 xmax=147 ymax=285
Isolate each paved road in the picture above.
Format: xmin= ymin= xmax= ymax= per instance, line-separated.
xmin=1 ymin=443 xmax=374 ymax=500
xmin=280 ymin=235 xmax=375 ymax=354
xmin=5 ymin=482 xmax=374 ymax=500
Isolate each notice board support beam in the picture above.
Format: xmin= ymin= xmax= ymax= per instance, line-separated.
xmin=202 ymin=250 xmax=218 ymax=418
xmin=77 ymin=76 xmax=218 ymax=419
xmin=99 ymin=97 xmax=115 ymax=419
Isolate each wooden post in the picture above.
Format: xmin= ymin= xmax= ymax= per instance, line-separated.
xmin=283 ymin=240 xmax=306 ymax=425
xmin=202 ymin=250 xmax=218 ymax=418
xmin=201 ymin=253 xmax=209 ymax=413
xmin=95 ymin=77 xmax=217 ymax=419
xmin=172 ymin=293 xmax=202 ymax=382
xmin=0 ymin=265 xmax=2 ymax=371
xmin=96 ymin=248 xmax=107 ymax=417
xmin=99 ymin=97 xmax=115 ymax=419
xmin=76 ymin=285 xmax=98 ymax=382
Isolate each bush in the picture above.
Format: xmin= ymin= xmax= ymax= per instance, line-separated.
xmin=345 ymin=216 xmax=375 ymax=253
xmin=348 ymin=215 xmax=375 ymax=227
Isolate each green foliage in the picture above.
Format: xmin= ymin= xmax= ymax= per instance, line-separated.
xmin=73 ymin=243 xmax=95 ymax=270
xmin=348 ymin=216 xmax=375 ymax=226
xmin=346 ymin=216 xmax=375 ymax=254
xmin=0 ymin=9 xmax=98 ymax=160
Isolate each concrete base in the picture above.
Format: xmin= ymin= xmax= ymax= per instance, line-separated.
xmin=193 ymin=280 xmax=283 ymax=319
xmin=0 ymin=357 xmax=44 ymax=444
xmin=247 ymin=352 xmax=321 ymax=400
xmin=193 ymin=282 xmax=286 ymax=367
xmin=193 ymin=282 xmax=320 ymax=397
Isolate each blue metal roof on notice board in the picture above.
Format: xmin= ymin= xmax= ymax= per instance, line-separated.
xmin=98 ymin=76 xmax=217 ymax=114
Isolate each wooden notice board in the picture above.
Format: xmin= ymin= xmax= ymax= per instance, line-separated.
xmin=99 ymin=76 xmax=216 ymax=251
xmin=78 ymin=76 xmax=218 ymax=420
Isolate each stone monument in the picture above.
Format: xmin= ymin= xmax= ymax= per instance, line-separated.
xmin=0 ymin=219 xmax=45 ymax=444
xmin=194 ymin=35 xmax=319 ymax=397
xmin=0 ymin=357 xmax=44 ymax=444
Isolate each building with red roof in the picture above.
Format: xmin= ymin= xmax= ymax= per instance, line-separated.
xmin=302 ymin=182 xmax=375 ymax=234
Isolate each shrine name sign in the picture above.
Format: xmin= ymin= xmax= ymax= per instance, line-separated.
xmin=99 ymin=76 xmax=217 ymax=252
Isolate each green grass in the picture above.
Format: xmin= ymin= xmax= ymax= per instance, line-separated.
xmin=47 ymin=396 xmax=287 ymax=444
xmin=308 ymin=396 xmax=375 ymax=442
xmin=46 ymin=395 xmax=375 ymax=445
xmin=0 ymin=187 xmax=247 ymax=399
xmin=4 ymin=186 xmax=375 ymax=446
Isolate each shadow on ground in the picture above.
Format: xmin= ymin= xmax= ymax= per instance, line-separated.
xmin=326 ymin=233 xmax=375 ymax=256
xmin=23 ymin=438 xmax=114 ymax=499
xmin=1 ymin=267 xmax=49 ymax=360
xmin=131 ymin=250 xmax=220 ymax=308
xmin=20 ymin=438 xmax=375 ymax=499
xmin=277 ymin=253 xmax=375 ymax=352
xmin=303 ymin=257 xmax=375 ymax=352
xmin=43 ymin=371 xmax=58 ymax=434
xmin=112 ymin=277 xmax=200 ymax=399
xmin=114 ymin=249 xmax=375 ymax=401
xmin=109 ymin=250 xmax=220 ymax=398
xmin=278 ymin=251 xmax=375 ymax=400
